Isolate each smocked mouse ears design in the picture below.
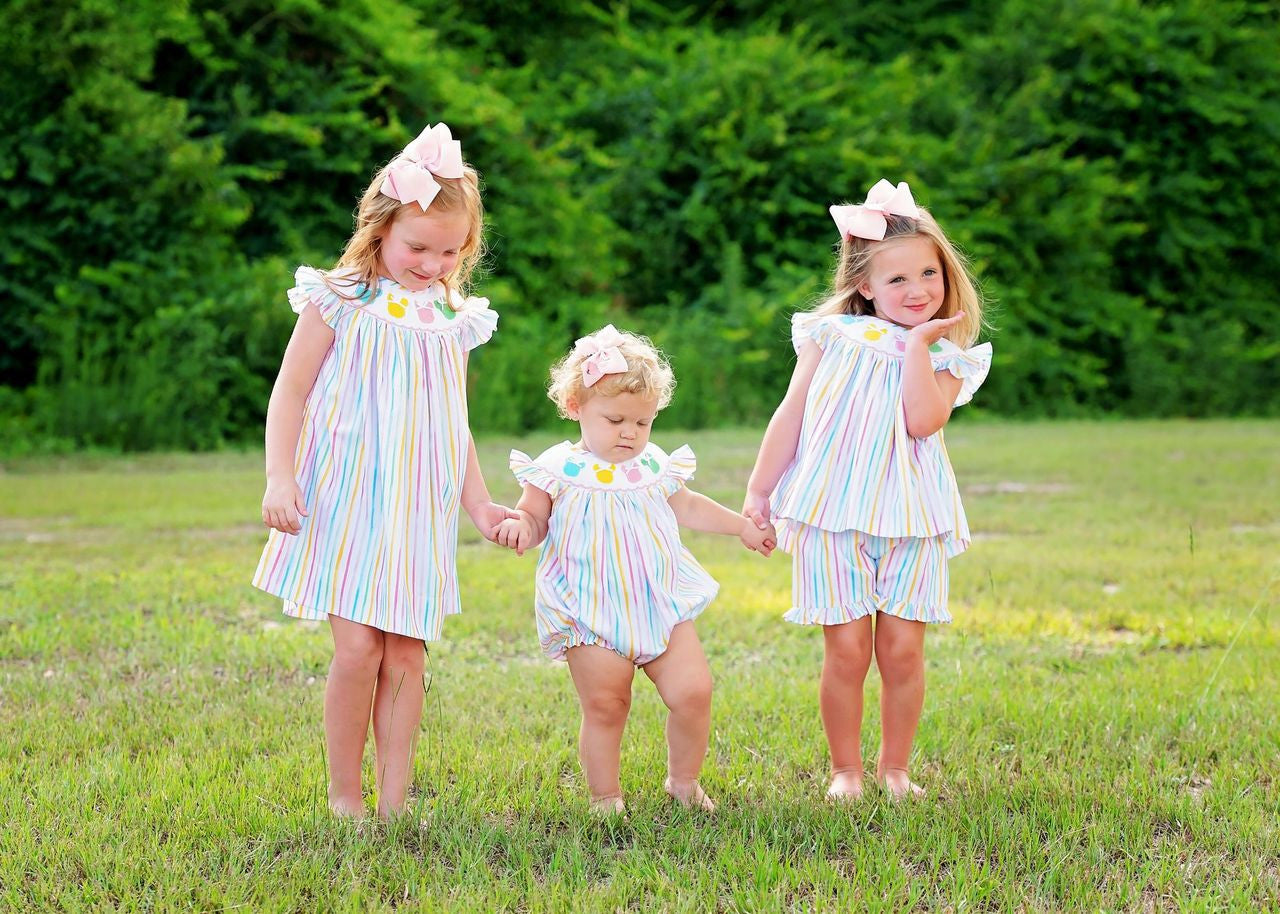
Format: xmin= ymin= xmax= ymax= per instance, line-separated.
xmin=829 ymin=179 xmax=919 ymax=241
xmin=381 ymin=123 xmax=465 ymax=211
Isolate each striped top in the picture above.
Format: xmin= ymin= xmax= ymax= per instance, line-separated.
xmin=510 ymin=442 xmax=719 ymax=661
xmin=252 ymin=266 xmax=497 ymax=640
xmin=772 ymin=313 xmax=992 ymax=556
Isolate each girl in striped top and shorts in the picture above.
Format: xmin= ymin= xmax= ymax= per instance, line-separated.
xmin=253 ymin=125 xmax=516 ymax=819
xmin=744 ymin=181 xmax=991 ymax=802
xmin=497 ymin=326 xmax=777 ymax=814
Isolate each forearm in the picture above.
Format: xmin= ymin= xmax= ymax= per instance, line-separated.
xmin=264 ymin=384 xmax=306 ymax=481
xmin=746 ymin=400 xmax=803 ymax=497
xmin=675 ymin=490 xmax=750 ymax=537
xmin=460 ymin=435 xmax=493 ymax=513
xmin=901 ymin=341 xmax=951 ymax=438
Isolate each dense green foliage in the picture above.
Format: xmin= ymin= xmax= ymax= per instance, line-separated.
xmin=2 ymin=0 xmax=1277 ymax=450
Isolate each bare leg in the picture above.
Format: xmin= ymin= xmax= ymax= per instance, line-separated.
xmin=566 ymin=644 xmax=635 ymax=812
xmin=325 ymin=616 xmax=384 ymax=816
xmin=371 ymin=632 xmax=427 ymax=818
xmin=874 ymin=613 xmax=927 ymax=799
xmin=642 ymin=622 xmax=715 ymax=811
xmin=821 ymin=617 xmax=874 ymax=799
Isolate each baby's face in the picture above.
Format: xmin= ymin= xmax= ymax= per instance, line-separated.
xmin=569 ymin=392 xmax=659 ymax=464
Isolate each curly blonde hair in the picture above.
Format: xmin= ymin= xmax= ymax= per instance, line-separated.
xmin=319 ymin=143 xmax=485 ymax=300
xmin=547 ymin=327 xmax=676 ymax=418
xmin=814 ymin=205 xmax=984 ymax=347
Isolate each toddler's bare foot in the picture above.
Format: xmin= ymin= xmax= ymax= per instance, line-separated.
xmin=589 ymin=794 xmax=626 ymax=816
xmin=877 ymin=767 xmax=926 ymax=801
xmin=665 ymin=777 xmax=716 ymax=812
xmin=826 ymin=767 xmax=865 ymax=801
xmin=328 ymin=794 xmax=365 ymax=818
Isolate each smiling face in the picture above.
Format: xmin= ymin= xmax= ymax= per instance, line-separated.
xmin=857 ymin=235 xmax=947 ymax=329
xmin=377 ymin=209 xmax=471 ymax=291
xmin=568 ymin=391 xmax=659 ymax=463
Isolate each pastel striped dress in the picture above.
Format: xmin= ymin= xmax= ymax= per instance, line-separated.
xmin=252 ymin=266 xmax=497 ymax=640
xmin=773 ymin=313 xmax=992 ymax=558
xmin=509 ymin=442 xmax=719 ymax=664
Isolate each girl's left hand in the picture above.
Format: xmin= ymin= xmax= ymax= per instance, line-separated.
xmin=740 ymin=516 xmax=777 ymax=557
xmin=907 ymin=311 xmax=966 ymax=348
xmin=466 ymin=501 xmax=521 ymax=542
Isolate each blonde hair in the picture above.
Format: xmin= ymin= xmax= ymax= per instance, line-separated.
xmin=547 ymin=328 xmax=676 ymax=418
xmin=323 ymin=156 xmax=485 ymax=300
xmin=814 ymin=206 xmax=984 ymax=347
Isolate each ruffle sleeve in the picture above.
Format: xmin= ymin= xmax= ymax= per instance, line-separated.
xmin=286 ymin=266 xmax=366 ymax=328
xmin=790 ymin=312 xmax=836 ymax=354
xmin=510 ymin=449 xmax=565 ymax=498
xmin=931 ymin=342 xmax=993 ymax=407
xmin=657 ymin=445 xmax=697 ymax=498
xmin=452 ymin=293 xmax=499 ymax=351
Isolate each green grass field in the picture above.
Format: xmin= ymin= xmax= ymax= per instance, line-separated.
xmin=2 ymin=421 xmax=1277 ymax=912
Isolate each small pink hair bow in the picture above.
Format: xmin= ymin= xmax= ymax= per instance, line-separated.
xmin=381 ymin=123 xmax=465 ymax=211
xmin=574 ymin=325 xmax=629 ymax=388
xmin=829 ymin=179 xmax=920 ymax=241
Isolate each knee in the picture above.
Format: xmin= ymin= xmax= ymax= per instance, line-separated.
xmin=666 ymin=674 xmax=713 ymax=717
xmin=825 ymin=632 xmax=872 ymax=678
xmin=332 ymin=626 xmax=384 ymax=674
xmin=582 ymin=690 xmax=632 ymax=728
xmin=381 ymin=635 xmax=426 ymax=675
xmin=875 ymin=636 xmax=923 ymax=682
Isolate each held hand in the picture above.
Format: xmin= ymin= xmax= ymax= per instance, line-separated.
xmin=495 ymin=516 xmax=535 ymax=556
xmin=907 ymin=311 xmax=966 ymax=349
xmin=742 ymin=491 xmax=772 ymax=532
xmin=262 ymin=477 xmax=308 ymax=535
xmin=739 ymin=516 xmax=777 ymax=557
xmin=467 ymin=501 xmax=522 ymax=543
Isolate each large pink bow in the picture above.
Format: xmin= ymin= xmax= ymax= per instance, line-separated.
xmin=829 ymin=179 xmax=920 ymax=241
xmin=574 ymin=325 xmax=629 ymax=388
xmin=381 ymin=123 xmax=466 ymax=211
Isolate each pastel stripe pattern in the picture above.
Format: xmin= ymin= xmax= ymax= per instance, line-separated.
xmin=252 ymin=267 xmax=497 ymax=641
xmin=772 ymin=313 xmax=992 ymax=557
xmin=779 ymin=523 xmax=951 ymax=625
xmin=510 ymin=442 xmax=719 ymax=665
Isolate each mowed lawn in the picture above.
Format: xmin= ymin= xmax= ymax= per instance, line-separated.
xmin=1 ymin=420 xmax=1277 ymax=912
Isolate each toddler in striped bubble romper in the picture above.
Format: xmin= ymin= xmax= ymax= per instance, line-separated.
xmin=744 ymin=180 xmax=992 ymax=802
xmin=497 ymin=325 xmax=777 ymax=814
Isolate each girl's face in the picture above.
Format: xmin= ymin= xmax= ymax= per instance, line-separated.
xmin=858 ymin=236 xmax=947 ymax=329
xmin=568 ymin=391 xmax=659 ymax=463
xmin=378 ymin=209 xmax=470 ymax=291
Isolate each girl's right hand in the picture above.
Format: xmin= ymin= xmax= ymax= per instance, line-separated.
xmin=742 ymin=491 xmax=772 ymax=532
xmin=495 ymin=515 xmax=535 ymax=556
xmin=262 ymin=477 xmax=308 ymax=535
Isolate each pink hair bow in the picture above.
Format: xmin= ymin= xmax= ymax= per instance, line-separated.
xmin=829 ymin=179 xmax=920 ymax=241
xmin=381 ymin=123 xmax=466 ymax=211
xmin=574 ymin=325 xmax=629 ymax=388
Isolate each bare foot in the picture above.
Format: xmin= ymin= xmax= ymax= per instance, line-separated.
xmin=589 ymin=795 xmax=626 ymax=816
xmin=877 ymin=767 xmax=926 ymax=801
xmin=826 ymin=767 xmax=865 ymax=801
xmin=665 ymin=777 xmax=716 ymax=812
xmin=328 ymin=794 xmax=365 ymax=818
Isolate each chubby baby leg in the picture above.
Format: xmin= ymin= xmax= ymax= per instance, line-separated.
xmin=566 ymin=644 xmax=636 ymax=812
xmin=643 ymin=622 xmax=715 ymax=812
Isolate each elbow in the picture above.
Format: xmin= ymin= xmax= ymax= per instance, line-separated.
xmin=905 ymin=409 xmax=948 ymax=439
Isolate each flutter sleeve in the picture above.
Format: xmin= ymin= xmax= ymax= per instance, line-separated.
xmin=791 ymin=312 xmax=835 ymax=354
xmin=657 ymin=445 xmax=697 ymax=498
xmin=452 ymin=293 xmax=499 ymax=352
xmin=931 ymin=342 xmax=993 ymax=407
xmin=286 ymin=266 xmax=364 ymax=328
xmin=510 ymin=449 xmax=565 ymax=498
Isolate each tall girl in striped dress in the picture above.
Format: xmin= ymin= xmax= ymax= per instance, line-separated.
xmin=744 ymin=180 xmax=991 ymax=801
xmin=252 ymin=124 xmax=514 ymax=819
xmin=497 ymin=326 xmax=777 ymax=814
